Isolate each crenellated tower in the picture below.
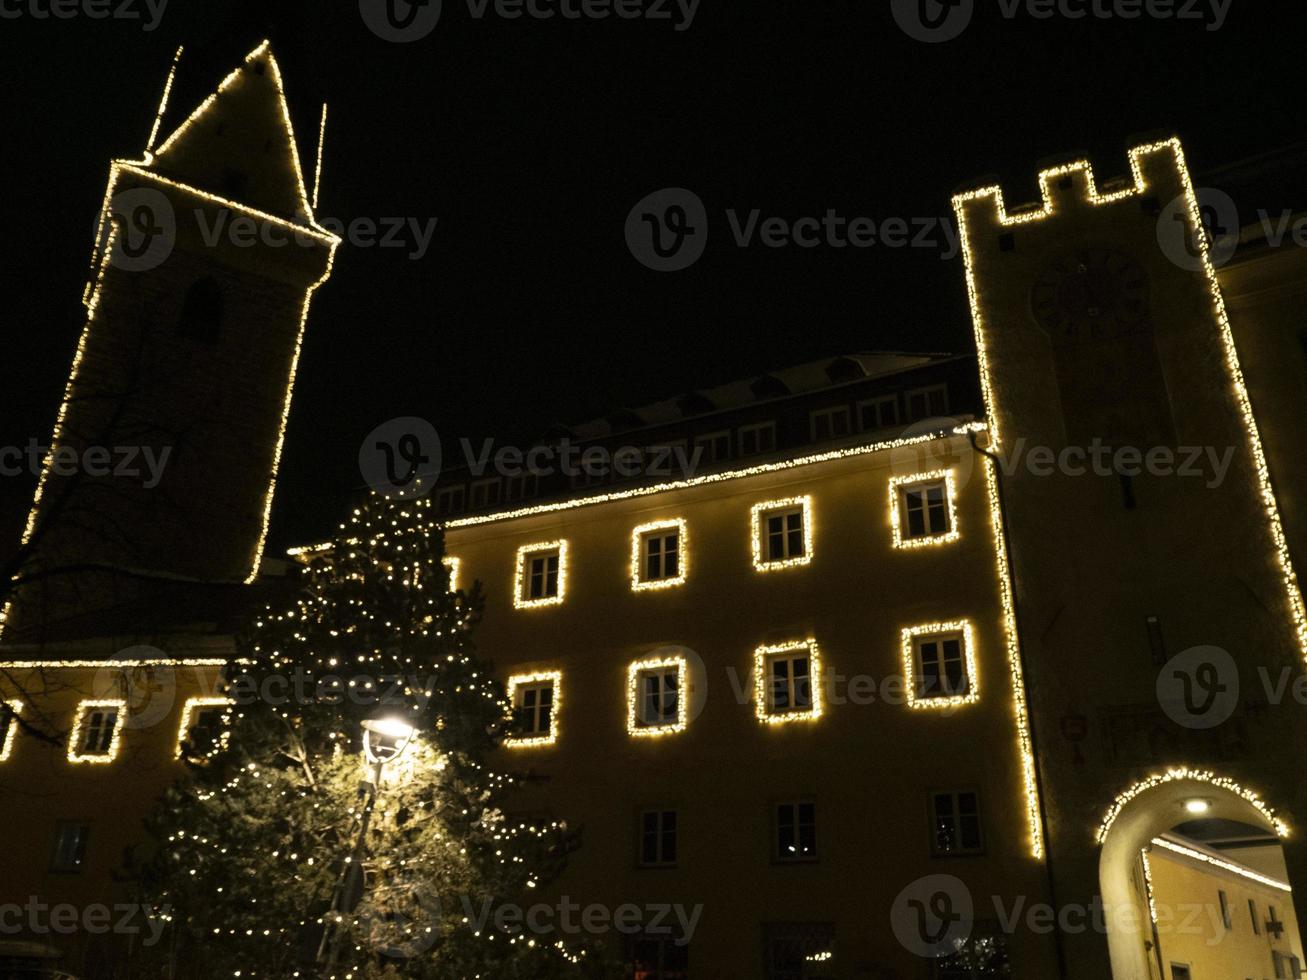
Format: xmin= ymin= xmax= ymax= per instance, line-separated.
xmin=954 ymin=138 xmax=1307 ymax=979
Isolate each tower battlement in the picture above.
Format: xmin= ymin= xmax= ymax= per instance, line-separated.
xmin=952 ymin=137 xmax=1194 ymax=233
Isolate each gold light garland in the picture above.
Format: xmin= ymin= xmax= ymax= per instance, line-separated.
xmin=443 ymin=555 xmax=461 ymax=592
xmin=144 ymin=45 xmax=184 ymax=156
xmin=1141 ymin=847 xmax=1158 ymax=925
xmin=629 ymin=519 xmax=688 ymax=591
xmin=1097 ymin=768 xmax=1288 ymax=844
xmin=0 ymin=700 xmax=23 ymax=762
xmin=67 ymin=698 xmax=129 ymax=764
xmin=983 ymin=457 xmax=1044 ymax=860
xmin=1150 ymin=835 xmax=1291 ymax=893
xmin=888 ymin=468 xmax=960 ymax=549
xmin=900 ymin=620 xmax=979 ymax=710
xmin=512 ymin=541 xmax=569 ymax=609
xmin=0 ymin=658 xmax=228 ymax=670
xmin=174 ymin=697 xmax=234 ymax=759
xmin=753 ymin=638 xmax=823 ymax=725
xmin=312 ymin=103 xmax=328 ymax=212
xmin=503 ymin=671 xmax=562 ymax=748
xmin=625 ymin=655 xmax=689 ymax=736
xmin=750 ymin=496 xmax=814 ymax=572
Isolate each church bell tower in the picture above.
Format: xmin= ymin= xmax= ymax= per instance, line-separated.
xmin=4 ymin=42 xmax=339 ymax=640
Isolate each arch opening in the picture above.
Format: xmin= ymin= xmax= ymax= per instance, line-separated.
xmin=1098 ymin=770 xmax=1302 ymax=980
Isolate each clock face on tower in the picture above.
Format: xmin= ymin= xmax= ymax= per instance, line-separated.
xmin=1030 ymin=247 xmax=1150 ymax=344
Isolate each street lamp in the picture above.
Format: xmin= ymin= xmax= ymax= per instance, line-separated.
xmin=316 ymin=717 xmax=417 ymax=976
xmin=362 ymin=717 xmax=416 ymax=766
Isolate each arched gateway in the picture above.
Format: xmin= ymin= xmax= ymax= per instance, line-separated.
xmin=1098 ymin=768 xmax=1302 ymax=980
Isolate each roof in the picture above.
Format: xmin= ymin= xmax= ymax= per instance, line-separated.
xmin=565 ymin=352 xmax=953 ymax=441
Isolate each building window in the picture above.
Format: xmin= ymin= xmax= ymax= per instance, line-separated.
xmin=627 ymin=932 xmax=689 ymax=980
xmin=631 ymin=519 xmax=687 ymax=591
xmin=1218 ymin=889 xmax=1231 ymax=930
xmin=1273 ymin=951 xmax=1302 ymax=980
xmin=773 ymin=803 xmax=818 ymax=862
xmin=809 ymin=407 xmax=851 ymax=442
xmin=571 ymin=464 xmax=608 ymax=489
xmin=51 ymin=823 xmax=91 ymax=874
xmin=176 ymin=277 xmax=224 ymax=342
xmin=739 ymin=421 xmax=777 ymax=457
xmin=1169 ymin=966 xmax=1190 ymax=980
xmin=68 ymin=700 xmax=126 ymax=764
xmin=435 ymin=484 xmax=465 ymax=516
xmin=903 ymin=624 xmax=978 ymax=709
xmin=931 ymin=791 xmax=983 ymax=856
xmin=762 ymin=922 xmax=835 ymax=979
xmin=0 ymin=700 xmax=22 ymax=762
xmin=755 ymin=640 xmax=823 ymax=724
xmin=648 ymin=439 xmax=689 ymax=478
xmin=504 ymin=472 xmax=538 ymax=502
xmin=890 ymin=470 xmax=959 ymax=548
xmin=639 ymin=809 xmax=678 ymax=867
xmin=469 ymin=477 xmax=502 ymax=510
xmin=905 ymin=383 xmax=949 ymax=421
xmin=932 ymin=923 xmax=1010 ymax=976
xmin=628 ymin=657 xmax=688 ymax=735
xmin=1250 ymin=899 xmax=1260 ymax=935
xmin=175 ymin=697 xmax=232 ymax=760
xmin=752 ymin=496 xmax=813 ymax=571
xmin=695 ymin=430 xmax=732 ymax=464
xmin=514 ymin=541 xmax=568 ymax=608
xmin=505 ymin=672 xmax=561 ymax=747
xmin=858 ymin=395 xmax=899 ymax=432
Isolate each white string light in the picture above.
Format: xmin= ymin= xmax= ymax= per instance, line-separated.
xmin=753 ymin=638 xmax=823 ymax=725
xmin=625 ymin=655 xmax=689 ymax=737
xmin=0 ymin=700 xmax=23 ymax=762
xmin=67 ymin=698 xmax=128 ymax=764
xmin=888 ymin=469 xmax=960 ymax=549
xmin=1097 ymin=768 xmax=1288 ymax=844
xmin=900 ymin=620 xmax=979 ymax=711
xmin=629 ymin=518 xmax=688 ymax=592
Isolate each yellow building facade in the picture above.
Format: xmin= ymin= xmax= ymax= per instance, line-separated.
xmin=4 ymin=43 xmax=1307 ymax=980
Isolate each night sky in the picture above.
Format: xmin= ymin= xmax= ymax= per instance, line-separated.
xmin=3 ymin=0 xmax=1304 ymax=553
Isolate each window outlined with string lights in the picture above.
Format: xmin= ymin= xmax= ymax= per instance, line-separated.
xmin=513 ymin=541 xmax=568 ymax=609
xmin=889 ymin=469 xmax=959 ymax=549
xmin=751 ymin=496 xmax=813 ymax=572
xmin=67 ymin=700 xmax=128 ymax=764
xmin=505 ymin=671 xmax=561 ymax=747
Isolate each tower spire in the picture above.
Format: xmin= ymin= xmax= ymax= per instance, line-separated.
xmin=150 ymin=41 xmax=316 ymax=222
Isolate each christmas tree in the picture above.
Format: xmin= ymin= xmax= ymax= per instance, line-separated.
xmin=132 ymin=493 xmax=613 ymax=978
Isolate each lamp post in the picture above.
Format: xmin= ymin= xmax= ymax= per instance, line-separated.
xmin=316 ymin=717 xmax=416 ymax=977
